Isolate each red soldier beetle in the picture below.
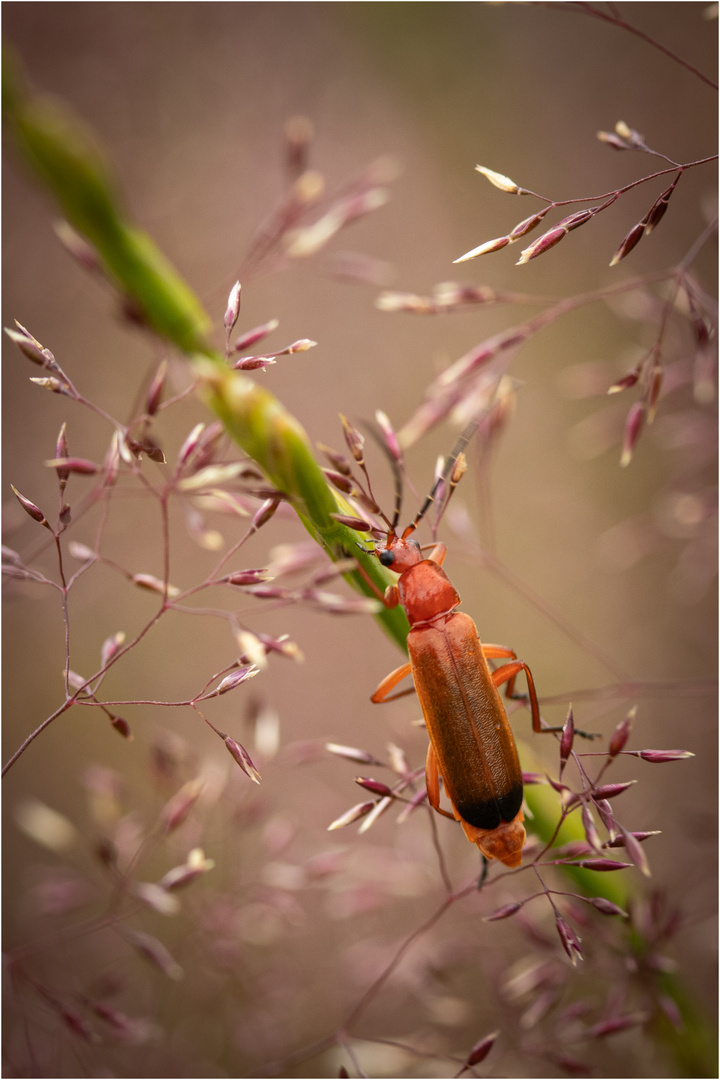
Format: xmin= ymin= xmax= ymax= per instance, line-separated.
xmin=358 ymin=422 xmax=572 ymax=870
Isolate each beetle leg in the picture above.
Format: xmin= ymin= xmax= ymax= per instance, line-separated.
xmin=370 ymin=661 xmax=414 ymax=703
xmin=351 ymin=560 xmax=400 ymax=608
xmin=491 ymin=660 xmax=543 ymax=732
xmin=492 ymin=659 xmax=597 ymax=739
xmin=481 ymin=643 xmax=517 ymax=660
xmin=427 ymin=542 xmax=447 ymax=566
xmin=383 ymin=583 xmax=401 ymax=608
xmin=425 ymin=742 xmax=457 ymax=820
xmin=425 ymin=741 xmax=440 ymax=810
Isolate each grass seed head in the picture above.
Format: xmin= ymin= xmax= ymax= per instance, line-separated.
xmin=160 ymin=779 xmax=205 ymax=831
xmin=6 ymin=322 xmax=54 ymax=366
xmin=327 ymin=800 xmax=375 ymax=831
xmin=608 ymin=711 xmax=633 ymax=756
xmin=233 ymin=318 xmax=280 ymax=353
xmin=475 ymin=164 xmax=523 ymax=194
xmin=125 ymin=930 xmax=183 ymax=980
xmin=224 ymin=736 xmax=262 ymax=783
xmin=146 ymin=359 xmax=168 ymax=416
xmin=465 ymin=1031 xmax=499 ymax=1067
xmin=224 ymin=280 xmax=242 ymax=334
xmin=454 ymin=236 xmax=510 ymax=263
xmin=610 ymin=222 xmax=646 ymax=266
xmin=110 ymin=714 xmax=132 ymax=739
xmin=11 ymin=484 xmax=50 ymax=527
xmin=555 ymin=917 xmax=583 ymax=966
xmin=620 ymin=401 xmax=646 ymax=466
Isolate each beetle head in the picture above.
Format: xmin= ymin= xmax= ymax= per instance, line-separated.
xmin=374 ymin=532 xmax=423 ymax=574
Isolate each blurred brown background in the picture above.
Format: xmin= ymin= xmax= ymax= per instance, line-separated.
xmin=2 ymin=4 xmax=717 ymax=1077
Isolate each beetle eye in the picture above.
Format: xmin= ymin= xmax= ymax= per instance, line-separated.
xmin=378 ymin=549 xmax=395 ymax=567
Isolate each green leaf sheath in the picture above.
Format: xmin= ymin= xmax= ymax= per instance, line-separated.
xmin=3 ymin=46 xmax=212 ymax=355
xmin=195 ymin=359 xmax=410 ymax=650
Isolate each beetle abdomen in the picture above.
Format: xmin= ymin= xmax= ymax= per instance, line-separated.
xmin=409 ymin=612 xmax=523 ymax=830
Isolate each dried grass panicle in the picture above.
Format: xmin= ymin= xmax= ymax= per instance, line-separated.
xmin=224 ymin=280 xmax=242 ymax=336
xmin=318 ymin=443 xmax=353 ymax=476
xmin=330 ymin=511 xmax=373 ymax=531
xmin=5 ymin=321 xmax=58 ymax=367
xmin=591 ymin=780 xmax=637 ymax=801
xmin=132 ymin=572 xmax=180 ymax=597
xmin=145 ymin=360 xmax=168 ymax=417
xmin=608 ymin=366 xmax=641 ymax=393
xmin=594 ymin=798 xmax=617 ymax=840
xmin=233 ymin=317 xmax=280 ymax=353
xmin=610 ymin=222 xmax=646 ymax=266
xmin=451 ymin=126 xmax=711 ymax=280
xmin=54 ymin=219 xmax=101 ymax=272
xmin=232 ymin=337 xmax=316 ymax=371
xmin=212 ymin=666 xmax=260 ymax=696
xmin=323 ymin=467 xmax=355 ymax=494
xmin=474 ymin=164 xmax=525 ymax=194
xmin=588 ymin=1012 xmax=650 ymax=1039
xmin=11 ymin=484 xmax=49 ymax=525
xmin=454 ymin=235 xmax=511 ymax=263
xmin=577 ymin=858 xmax=633 ymax=872
xmin=375 ymin=289 xmax=436 ymax=313
xmin=516 ymin=207 xmax=601 ymax=265
xmin=94 ymin=633 xmax=125 ymax=675
xmin=339 ymin=413 xmax=365 ymax=465
xmin=559 ymin=707 xmax=574 ymax=775
xmin=607 ymin=830 xmax=660 ymax=847
xmin=29 ymin=374 xmax=69 ymax=394
xmin=325 ymin=743 xmax=384 ymax=766
xmin=484 ymin=901 xmax=524 ymax=922
xmin=397 ymin=326 xmax=529 ymax=446
xmin=159 ymin=849 xmax=215 ymax=891
xmin=620 ymin=400 xmax=646 ymax=467
xmin=160 ymin=779 xmax=205 ymax=832
xmin=510 ymin=208 xmax=552 ymax=239
xmin=109 ymin=714 xmax=132 ymax=739
xmin=357 ymin=794 xmax=393 ymax=833
xmin=354 ymin=776 xmax=394 ymax=798
xmin=581 ymin=805 xmax=603 ymax=853
xmin=54 ymin=423 xmax=70 ymax=488
xmin=588 ymin=897 xmax=628 ymax=917
xmin=177 ymin=422 xmax=207 ymax=467
xmin=223 ymin=568 xmax=271 ymax=586
xmin=327 ymin=800 xmax=375 ymax=831
xmin=555 ymin=916 xmax=584 ymax=965
xmin=464 ymin=1030 xmax=498 ymax=1067
xmin=634 ymin=748 xmax=695 ymax=762
xmin=124 ymin=930 xmax=183 ymax=981
xmin=303 ymin=588 xmax=381 ymax=614
xmin=44 ymin=456 xmax=100 ymax=475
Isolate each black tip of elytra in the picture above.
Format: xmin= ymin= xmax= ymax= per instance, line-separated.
xmin=456 ymin=783 xmax=523 ymax=831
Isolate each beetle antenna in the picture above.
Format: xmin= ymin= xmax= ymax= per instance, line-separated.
xmin=401 ymin=417 xmax=481 ymax=540
xmin=361 ymin=419 xmax=404 ymax=535
xmin=388 ymin=451 xmax=403 ymax=534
